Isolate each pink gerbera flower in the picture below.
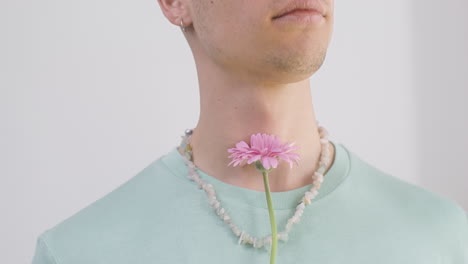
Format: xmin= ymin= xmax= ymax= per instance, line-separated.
xmin=227 ymin=133 xmax=301 ymax=170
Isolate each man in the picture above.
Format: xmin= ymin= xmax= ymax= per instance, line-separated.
xmin=32 ymin=0 xmax=468 ymax=263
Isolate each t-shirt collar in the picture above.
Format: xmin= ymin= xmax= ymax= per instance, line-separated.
xmin=161 ymin=140 xmax=351 ymax=210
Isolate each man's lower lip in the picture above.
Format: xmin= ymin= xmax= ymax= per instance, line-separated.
xmin=272 ymin=10 xmax=325 ymax=24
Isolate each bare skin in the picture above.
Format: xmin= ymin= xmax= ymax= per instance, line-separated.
xmin=158 ymin=0 xmax=336 ymax=192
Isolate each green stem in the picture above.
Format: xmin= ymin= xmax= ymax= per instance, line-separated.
xmin=262 ymin=171 xmax=277 ymax=264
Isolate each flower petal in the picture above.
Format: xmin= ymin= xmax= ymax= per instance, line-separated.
xmin=262 ymin=156 xmax=270 ymax=170
xmin=236 ymin=141 xmax=250 ymax=150
xmin=267 ymin=157 xmax=278 ymax=168
xmin=227 ymin=132 xmax=300 ymax=170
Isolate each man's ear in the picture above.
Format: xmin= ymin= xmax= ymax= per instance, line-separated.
xmin=157 ymin=0 xmax=192 ymax=28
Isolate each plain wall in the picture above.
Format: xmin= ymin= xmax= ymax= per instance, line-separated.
xmin=1 ymin=0 xmax=467 ymax=263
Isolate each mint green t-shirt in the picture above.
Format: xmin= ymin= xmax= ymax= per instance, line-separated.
xmin=32 ymin=141 xmax=468 ymax=263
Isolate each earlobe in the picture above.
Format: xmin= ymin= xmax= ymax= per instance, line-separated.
xmin=157 ymin=0 xmax=192 ymax=29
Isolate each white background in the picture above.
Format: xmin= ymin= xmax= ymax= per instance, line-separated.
xmin=1 ymin=0 xmax=467 ymax=263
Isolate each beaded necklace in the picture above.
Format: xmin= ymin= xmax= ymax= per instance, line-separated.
xmin=177 ymin=125 xmax=332 ymax=251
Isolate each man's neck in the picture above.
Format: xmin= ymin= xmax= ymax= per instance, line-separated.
xmin=187 ymin=80 xmax=335 ymax=192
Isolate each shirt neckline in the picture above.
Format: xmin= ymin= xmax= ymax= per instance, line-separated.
xmin=160 ymin=140 xmax=351 ymax=210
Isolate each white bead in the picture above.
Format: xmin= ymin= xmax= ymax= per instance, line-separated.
xmin=238 ymin=231 xmax=245 ymax=245
xmin=296 ymin=209 xmax=303 ymax=216
xmin=313 ymin=171 xmax=322 ymax=178
xmin=310 ymin=188 xmax=318 ymax=196
xmin=253 ymin=237 xmax=259 ymax=248
xmin=218 ymin=207 xmax=225 ymax=215
xmin=209 ymin=199 xmax=216 ymax=207
xmin=257 ymin=239 xmax=264 ymax=247
xmin=296 ymin=202 xmax=305 ymax=210
xmin=242 ymin=233 xmax=250 ymax=244
xmin=278 ymin=232 xmax=289 ymax=242
xmin=313 ymin=173 xmax=324 ymax=184
xmin=291 ymin=215 xmax=299 ymax=223
xmin=317 ymin=168 xmax=325 ymax=174
xmin=208 ymin=194 xmax=216 ymax=201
